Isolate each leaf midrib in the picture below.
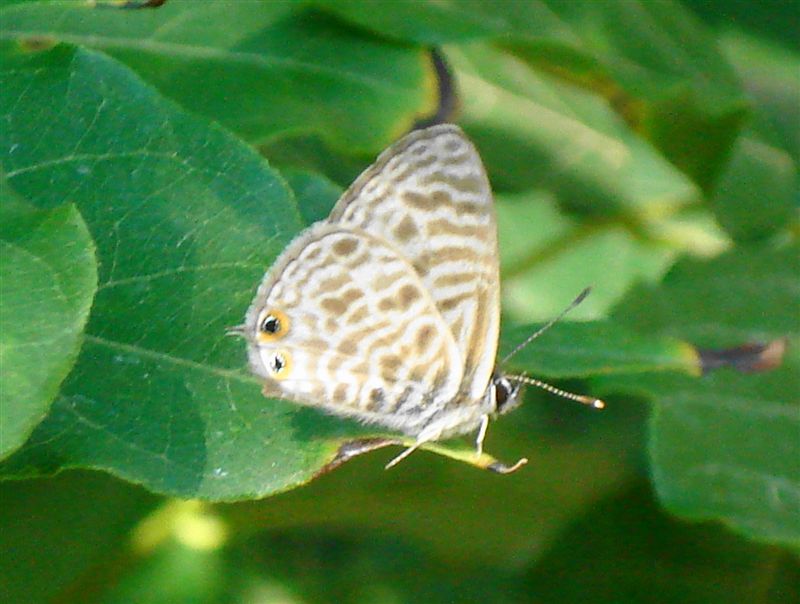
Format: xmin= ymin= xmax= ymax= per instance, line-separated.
xmin=84 ymin=334 xmax=258 ymax=384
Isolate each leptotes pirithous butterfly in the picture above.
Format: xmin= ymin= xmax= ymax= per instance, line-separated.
xmin=240 ymin=124 xmax=599 ymax=470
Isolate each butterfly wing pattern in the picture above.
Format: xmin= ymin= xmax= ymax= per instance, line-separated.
xmin=328 ymin=125 xmax=500 ymax=405
xmin=245 ymin=124 xmax=512 ymax=466
xmin=245 ymin=222 xmax=464 ymax=437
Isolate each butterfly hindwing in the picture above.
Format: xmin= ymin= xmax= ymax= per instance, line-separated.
xmin=245 ymin=222 xmax=464 ymax=435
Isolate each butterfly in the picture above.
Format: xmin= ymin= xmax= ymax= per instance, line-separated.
xmin=238 ymin=124 xmax=601 ymax=471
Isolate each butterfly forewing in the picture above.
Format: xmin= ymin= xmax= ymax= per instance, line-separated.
xmin=245 ymin=222 xmax=463 ymax=435
xmin=328 ymin=125 xmax=500 ymax=403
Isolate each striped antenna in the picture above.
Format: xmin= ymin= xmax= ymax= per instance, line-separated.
xmin=505 ymin=374 xmax=605 ymax=409
xmin=501 ymin=287 xmax=592 ymax=364
xmin=502 ymin=287 xmax=605 ymax=409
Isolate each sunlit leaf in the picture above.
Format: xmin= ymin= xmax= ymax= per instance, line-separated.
xmin=0 ymin=184 xmax=96 ymax=459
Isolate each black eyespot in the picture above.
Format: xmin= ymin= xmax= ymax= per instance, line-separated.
xmin=269 ymin=354 xmax=285 ymax=373
xmin=261 ymin=314 xmax=281 ymax=334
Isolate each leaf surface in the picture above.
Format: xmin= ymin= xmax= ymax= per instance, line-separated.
xmin=0 ymin=184 xmax=97 ymax=459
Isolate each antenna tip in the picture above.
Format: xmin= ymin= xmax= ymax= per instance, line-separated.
xmin=576 ymin=395 xmax=605 ymax=409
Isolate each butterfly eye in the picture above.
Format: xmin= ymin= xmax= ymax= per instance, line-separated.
xmin=493 ymin=375 xmax=520 ymax=415
xmin=257 ymin=309 xmax=289 ymax=342
xmin=267 ymin=350 xmax=292 ymax=380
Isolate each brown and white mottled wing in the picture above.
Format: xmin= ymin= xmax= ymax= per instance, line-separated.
xmin=244 ymin=222 xmax=463 ymax=436
xmin=328 ymin=124 xmax=500 ymax=403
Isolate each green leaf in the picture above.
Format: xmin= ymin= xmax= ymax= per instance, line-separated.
xmin=648 ymin=358 xmax=798 ymax=547
xmin=607 ymin=245 xmax=800 ymax=546
xmin=0 ymin=184 xmax=97 ymax=460
xmin=280 ymin=168 xmax=343 ymax=226
xmin=720 ymin=29 xmax=800 ymax=164
xmin=312 ymin=0 xmax=575 ymax=45
xmin=0 ymin=42 xmax=359 ymax=500
xmin=710 ymin=31 xmax=799 ymax=242
xmin=0 ymin=41 xmax=627 ymax=498
xmin=0 ymin=470 xmax=159 ymax=604
xmin=450 ymin=44 xmax=700 ymax=216
xmin=260 ymin=132 xmax=368 ymax=190
xmin=527 ymin=485 xmax=800 ymax=603
xmin=0 ymin=0 xmax=436 ymax=151
xmin=496 ymin=191 xmax=676 ymax=322
xmin=501 ymin=321 xmax=698 ymax=380
xmin=710 ymin=134 xmax=796 ymax=242
xmin=315 ymin=0 xmax=748 ymax=189
xmin=612 ymin=245 xmax=799 ymax=346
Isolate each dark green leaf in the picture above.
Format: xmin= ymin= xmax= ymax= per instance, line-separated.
xmin=710 ymin=134 xmax=796 ymax=242
xmin=527 ymin=484 xmax=800 ymax=603
xmin=648 ymin=358 xmax=798 ymax=547
xmin=0 ymin=0 xmax=436 ymax=151
xmin=0 ymin=470 xmax=158 ymax=604
xmin=612 ymin=245 xmax=799 ymax=346
xmin=607 ymin=245 xmax=800 ymax=546
xmin=0 ymin=184 xmax=97 ymax=459
xmin=281 ymin=168 xmax=343 ymax=226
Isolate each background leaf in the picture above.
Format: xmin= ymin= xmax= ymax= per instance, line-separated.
xmin=709 ymin=135 xmax=796 ymax=242
xmin=0 ymin=0 xmax=436 ymax=151
xmin=0 ymin=183 xmax=97 ymax=459
xmin=612 ymin=245 xmax=799 ymax=344
xmin=280 ymin=168 xmax=343 ymax=226
xmin=0 ymin=470 xmax=158 ymax=604
xmin=501 ymin=320 xmax=698 ymax=379
xmin=526 ymin=484 xmax=800 ymax=603
xmin=605 ymin=246 xmax=800 ymax=546
xmin=452 ymin=44 xmax=700 ymax=214
xmin=315 ymin=0 xmax=749 ymax=189
xmin=496 ymin=191 xmax=680 ymax=321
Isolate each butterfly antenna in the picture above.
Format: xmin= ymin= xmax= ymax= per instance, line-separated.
xmin=501 ymin=287 xmax=592 ymax=364
xmin=505 ymin=374 xmax=605 ymax=409
xmin=225 ymin=325 xmax=246 ymax=337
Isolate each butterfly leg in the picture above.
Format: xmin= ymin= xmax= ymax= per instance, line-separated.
xmin=385 ymin=424 xmax=443 ymax=469
xmin=475 ymin=413 xmax=489 ymax=457
xmin=384 ymin=442 xmax=423 ymax=469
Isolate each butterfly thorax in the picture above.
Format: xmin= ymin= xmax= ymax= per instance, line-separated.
xmin=408 ymin=371 xmax=521 ymax=442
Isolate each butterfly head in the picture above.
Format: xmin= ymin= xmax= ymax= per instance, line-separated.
xmin=491 ymin=373 xmax=522 ymax=416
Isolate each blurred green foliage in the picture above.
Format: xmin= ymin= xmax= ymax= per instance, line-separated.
xmin=0 ymin=1 xmax=797 ymax=603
